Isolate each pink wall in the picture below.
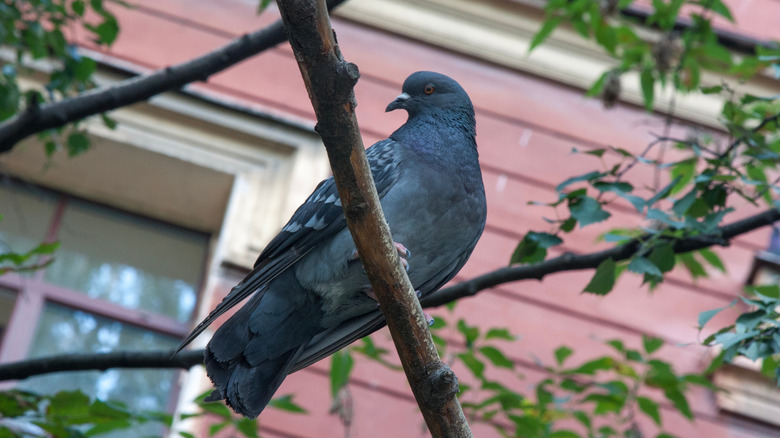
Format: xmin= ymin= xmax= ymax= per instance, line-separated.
xmin=85 ymin=1 xmax=780 ymax=436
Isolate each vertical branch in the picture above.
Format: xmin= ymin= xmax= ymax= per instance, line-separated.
xmin=275 ymin=0 xmax=472 ymax=436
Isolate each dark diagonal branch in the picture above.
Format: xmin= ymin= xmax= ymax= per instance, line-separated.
xmin=424 ymin=207 xmax=780 ymax=307
xmin=0 ymin=350 xmax=203 ymax=381
xmin=0 ymin=208 xmax=777 ymax=382
xmin=0 ymin=0 xmax=347 ymax=152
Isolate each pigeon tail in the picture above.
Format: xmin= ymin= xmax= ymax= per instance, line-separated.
xmin=202 ymin=270 xmax=324 ymax=417
xmin=204 ymin=340 xmax=311 ymax=418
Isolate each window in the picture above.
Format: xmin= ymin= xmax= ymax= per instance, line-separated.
xmin=0 ymin=181 xmax=209 ymax=432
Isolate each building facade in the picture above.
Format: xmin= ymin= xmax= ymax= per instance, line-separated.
xmin=1 ymin=0 xmax=780 ymax=436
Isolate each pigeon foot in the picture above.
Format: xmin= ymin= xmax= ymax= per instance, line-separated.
xmin=351 ymin=242 xmax=410 ymax=271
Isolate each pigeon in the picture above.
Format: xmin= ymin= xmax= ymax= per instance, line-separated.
xmin=177 ymin=71 xmax=487 ymax=418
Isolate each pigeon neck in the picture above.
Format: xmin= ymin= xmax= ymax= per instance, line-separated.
xmin=391 ymin=111 xmax=477 ymax=159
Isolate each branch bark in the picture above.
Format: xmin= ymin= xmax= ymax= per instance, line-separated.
xmin=275 ymin=0 xmax=471 ymax=436
xmin=0 ymin=0 xmax=347 ymax=152
xmin=0 ymin=208 xmax=777 ymax=382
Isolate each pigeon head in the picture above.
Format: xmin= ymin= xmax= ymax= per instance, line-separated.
xmin=385 ymin=71 xmax=474 ymax=118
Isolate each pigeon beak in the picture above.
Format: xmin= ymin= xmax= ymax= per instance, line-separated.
xmin=386 ymin=92 xmax=410 ymax=112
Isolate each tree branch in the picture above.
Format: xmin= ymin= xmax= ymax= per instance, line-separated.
xmin=423 ymin=207 xmax=780 ymax=307
xmin=0 ymin=350 xmax=203 ymax=381
xmin=0 ymin=208 xmax=777 ymax=383
xmin=0 ymin=0 xmax=347 ymax=152
xmin=275 ymin=0 xmax=471 ymax=436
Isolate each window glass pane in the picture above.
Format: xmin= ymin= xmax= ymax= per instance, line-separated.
xmin=0 ymin=183 xmax=57 ymax=265
xmin=19 ymin=303 xmax=180 ymax=436
xmin=44 ymin=199 xmax=208 ymax=323
xmin=0 ymin=287 xmax=17 ymax=349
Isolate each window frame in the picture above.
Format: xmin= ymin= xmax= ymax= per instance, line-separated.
xmin=0 ymin=189 xmax=206 ymax=369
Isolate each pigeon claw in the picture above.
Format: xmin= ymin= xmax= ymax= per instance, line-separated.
xmin=351 ymin=241 xmax=411 ymax=272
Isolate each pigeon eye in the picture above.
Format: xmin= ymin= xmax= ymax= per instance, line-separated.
xmin=424 ymin=85 xmax=435 ymax=95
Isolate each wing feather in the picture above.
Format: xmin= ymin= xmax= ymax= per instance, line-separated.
xmin=176 ymin=139 xmax=402 ymax=352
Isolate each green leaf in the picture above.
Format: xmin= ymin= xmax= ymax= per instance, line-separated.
xmin=485 ymin=328 xmax=515 ymax=341
xmin=628 ymin=256 xmax=663 ymax=277
xmin=49 ymin=390 xmax=90 ymax=417
xmin=569 ymin=195 xmax=610 ymax=226
xmin=642 ymin=335 xmax=664 ymax=354
xmin=480 ymin=346 xmax=514 ymax=369
xmin=595 ymin=24 xmax=617 ymax=55
xmin=529 ymin=16 xmax=562 ymax=52
xmin=457 ymin=351 xmax=485 ymax=378
xmin=94 ymin=17 xmax=119 ymax=45
xmin=556 ymin=170 xmax=604 ymax=192
xmin=45 ymin=140 xmax=58 ymax=157
xmin=664 ymin=388 xmax=693 ymax=420
xmin=510 ymin=231 xmax=562 ymax=265
xmin=678 ymin=252 xmax=707 ymax=279
xmin=32 ymin=241 xmax=60 ymax=256
xmin=429 ymin=317 xmax=446 ymax=330
xmin=268 ymin=394 xmax=307 ymax=413
xmin=101 ymin=113 xmax=118 ymax=129
xmin=330 ymin=350 xmax=353 ymax=397
xmin=647 ymin=176 xmax=681 ymax=208
xmin=197 ymin=400 xmax=231 ymax=419
xmin=73 ymin=56 xmax=97 ymax=82
xmin=583 ymin=258 xmax=616 ymax=295
xmin=566 ymin=357 xmax=614 ymax=375
xmin=584 ymin=393 xmax=625 ymax=414
xmin=698 ymin=302 xmax=734 ymax=329
xmin=234 ymin=418 xmax=259 ymax=438
xmin=561 ymin=378 xmax=588 ymax=393
xmin=257 ymin=0 xmax=272 ymax=13
xmin=715 ymin=330 xmax=761 ymax=350
xmin=682 ymin=373 xmax=717 ymax=390
xmin=572 ymin=410 xmax=592 ymax=428
xmin=593 ymin=181 xmax=645 ymax=212
xmin=640 ymin=67 xmax=655 ymax=111
xmin=586 ymin=71 xmax=609 ymax=97
xmin=700 ymin=85 xmax=723 ymax=94
xmin=747 ymin=284 xmax=780 ymax=299
xmin=509 ymin=414 xmax=547 ymax=437
xmin=457 ymin=319 xmax=480 ymax=346
xmin=706 ymin=0 xmax=734 ymax=21
xmin=67 ymin=131 xmax=91 ymax=157
xmin=554 ymin=346 xmax=573 ymax=366
xmin=606 ymin=339 xmax=624 ymax=353
xmin=596 ymin=380 xmax=629 ymax=396
xmin=647 ymin=243 xmax=675 ymax=273
xmin=698 ymin=248 xmax=725 ymax=273
xmin=637 ymin=396 xmax=661 ymax=425
xmin=550 ymin=430 xmax=580 ymax=438
xmin=209 ymin=422 xmax=229 ymax=436
xmin=672 ymin=189 xmax=698 ymax=217
xmin=72 ymin=0 xmax=87 ymax=15
xmin=85 ymin=421 xmax=133 ymax=436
